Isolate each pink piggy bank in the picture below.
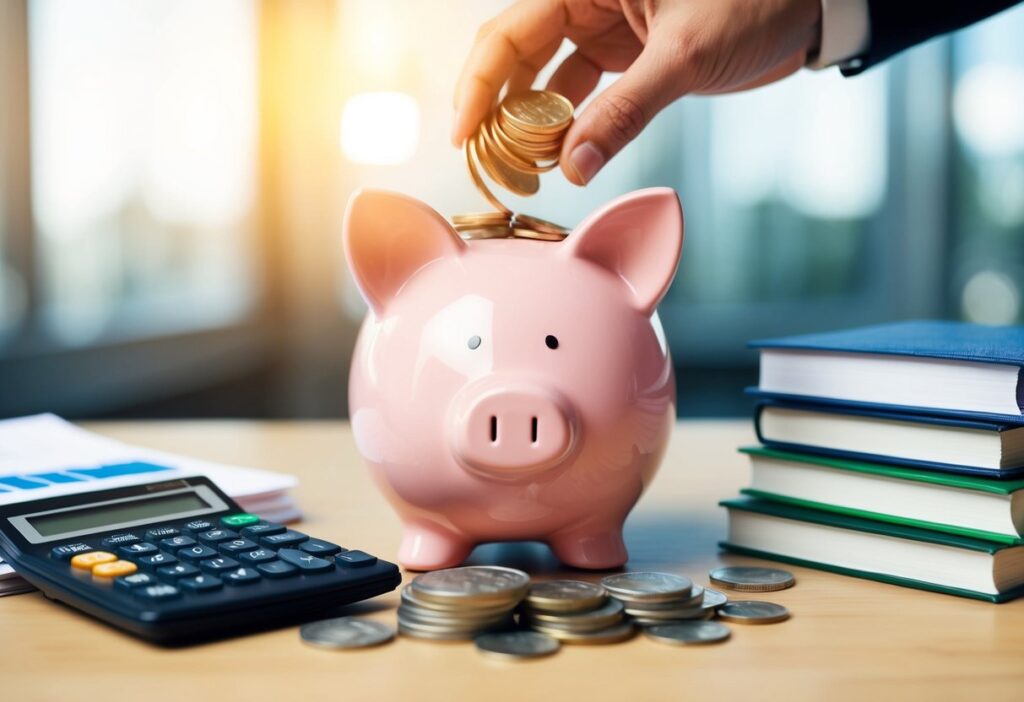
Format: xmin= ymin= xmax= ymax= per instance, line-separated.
xmin=343 ymin=187 xmax=683 ymax=570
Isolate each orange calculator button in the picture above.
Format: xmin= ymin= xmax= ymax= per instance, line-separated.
xmin=92 ymin=560 xmax=138 ymax=579
xmin=70 ymin=551 xmax=117 ymax=571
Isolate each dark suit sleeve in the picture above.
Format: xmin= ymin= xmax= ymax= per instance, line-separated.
xmin=842 ymin=0 xmax=1023 ymax=75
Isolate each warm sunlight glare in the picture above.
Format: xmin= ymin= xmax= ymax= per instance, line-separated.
xmin=340 ymin=92 xmax=420 ymax=165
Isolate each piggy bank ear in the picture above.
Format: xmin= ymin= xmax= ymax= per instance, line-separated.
xmin=343 ymin=188 xmax=466 ymax=314
xmin=561 ymin=187 xmax=683 ymax=315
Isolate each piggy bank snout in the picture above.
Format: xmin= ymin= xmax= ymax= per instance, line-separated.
xmin=451 ymin=383 xmax=576 ymax=479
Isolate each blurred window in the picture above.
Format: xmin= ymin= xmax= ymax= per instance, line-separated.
xmin=28 ymin=0 xmax=260 ymax=345
xmin=951 ymin=7 xmax=1024 ymax=325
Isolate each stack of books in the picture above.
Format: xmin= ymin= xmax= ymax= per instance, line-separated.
xmin=720 ymin=320 xmax=1024 ymax=602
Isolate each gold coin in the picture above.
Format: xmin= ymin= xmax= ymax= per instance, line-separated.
xmin=475 ymin=132 xmax=539 ymax=197
xmin=529 ymin=621 xmax=636 ymax=645
xmin=511 ymin=227 xmax=566 ymax=242
xmin=501 ymin=91 xmax=574 ymax=132
xmin=464 ymin=137 xmax=512 ymax=215
xmin=514 ymin=214 xmax=567 ymax=236
xmin=452 ymin=211 xmax=509 ymax=223
xmin=459 ymin=227 xmax=513 ymax=240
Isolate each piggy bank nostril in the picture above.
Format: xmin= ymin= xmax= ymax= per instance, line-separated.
xmin=530 ymin=416 xmax=538 ymax=444
xmin=490 ymin=415 xmax=498 ymax=443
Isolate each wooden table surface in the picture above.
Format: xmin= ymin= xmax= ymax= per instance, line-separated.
xmin=2 ymin=420 xmax=1022 ymax=701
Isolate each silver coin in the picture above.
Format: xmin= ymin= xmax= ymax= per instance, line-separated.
xmin=717 ymin=600 xmax=790 ymax=624
xmin=525 ymin=580 xmax=606 ymax=613
xmin=410 ymin=566 xmax=530 ymax=605
xmin=624 ymin=603 xmax=704 ymax=620
xmin=397 ymin=615 xmax=514 ymax=640
xmin=398 ymin=606 xmax=511 ymax=628
xmin=400 ymin=586 xmax=515 ymax=617
xmin=300 ymin=617 xmax=394 ymax=649
xmin=601 ymin=572 xmax=693 ymax=603
xmin=709 ymin=566 xmax=795 ymax=592
xmin=631 ymin=610 xmax=716 ymax=626
xmin=620 ymin=584 xmax=704 ymax=611
xmin=702 ymin=587 xmax=728 ymax=609
xmin=520 ymin=598 xmax=624 ymax=632
xmin=644 ymin=621 xmax=731 ymax=646
xmin=474 ymin=630 xmax=560 ymax=660
xmin=529 ymin=621 xmax=636 ymax=645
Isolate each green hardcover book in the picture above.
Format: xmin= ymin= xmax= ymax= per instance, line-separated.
xmin=720 ymin=497 xmax=1024 ymax=602
xmin=739 ymin=446 xmax=1024 ymax=544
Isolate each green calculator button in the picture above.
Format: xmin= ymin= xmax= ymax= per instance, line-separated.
xmin=220 ymin=513 xmax=260 ymax=528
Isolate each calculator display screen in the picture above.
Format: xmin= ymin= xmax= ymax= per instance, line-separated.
xmin=27 ymin=492 xmax=212 ymax=537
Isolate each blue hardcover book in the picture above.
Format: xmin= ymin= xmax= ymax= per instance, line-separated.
xmin=749 ymin=320 xmax=1024 ymax=425
xmin=753 ymin=401 xmax=1024 ymax=477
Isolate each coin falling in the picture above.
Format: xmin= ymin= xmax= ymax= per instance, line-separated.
xmin=454 ymin=90 xmax=574 ymax=242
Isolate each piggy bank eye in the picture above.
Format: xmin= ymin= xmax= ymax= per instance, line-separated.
xmin=467 ymin=335 xmax=482 ymax=350
xmin=545 ymin=335 xmax=559 ymax=350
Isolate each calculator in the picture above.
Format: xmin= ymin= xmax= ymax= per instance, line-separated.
xmin=0 ymin=475 xmax=401 ymax=644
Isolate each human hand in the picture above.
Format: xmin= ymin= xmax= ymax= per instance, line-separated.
xmin=453 ymin=0 xmax=821 ymax=184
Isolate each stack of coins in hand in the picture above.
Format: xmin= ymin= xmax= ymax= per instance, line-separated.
xmin=519 ymin=580 xmax=636 ymax=644
xmin=397 ymin=566 xmax=528 ymax=641
xmin=455 ymin=90 xmax=574 ymax=242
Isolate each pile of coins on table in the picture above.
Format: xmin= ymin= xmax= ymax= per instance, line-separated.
xmin=299 ymin=565 xmax=796 ymax=659
xmin=455 ymin=90 xmax=574 ymax=242
xmin=396 ymin=566 xmax=526 ymax=640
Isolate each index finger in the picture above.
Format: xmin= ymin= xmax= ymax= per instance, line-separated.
xmin=452 ymin=0 xmax=568 ymax=146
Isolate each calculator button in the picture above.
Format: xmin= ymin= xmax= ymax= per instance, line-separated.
xmin=177 ymin=544 xmax=220 ymax=562
xmin=134 ymin=584 xmax=181 ymax=601
xmin=118 ymin=542 xmax=159 ymax=558
xmin=138 ymin=552 xmax=178 ymax=570
xmin=223 ymin=567 xmax=261 ymax=585
xmin=237 ymin=548 xmax=276 ymax=565
xmin=257 ymin=560 xmax=298 ymax=579
xmin=101 ymin=533 xmax=141 ymax=549
xmin=179 ymin=574 xmax=222 ymax=593
xmin=145 ymin=526 xmax=180 ymax=541
xmin=261 ymin=531 xmax=308 ymax=548
xmin=182 ymin=519 xmax=216 ymax=534
xmin=199 ymin=556 xmax=240 ymax=574
xmin=299 ymin=539 xmax=343 ymax=556
xmin=277 ymin=548 xmax=333 ymax=573
xmin=71 ymin=551 xmax=117 ymax=571
xmin=156 ymin=563 xmax=201 ymax=581
xmin=160 ymin=535 xmax=197 ymax=552
xmin=219 ymin=538 xmax=258 ymax=555
xmin=114 ymin=572 xmax=157 ymax=591
xmin=240 ymin=522 xmax=285 ymax=539
xmin=221 ymin=513 xmax=260 ymax=528
xmin=51 ymin=543 xmax=92 ymax=561
xmin=92 ymin=560 xmax=138 ymax=579
xmin=335 ymin=551 xmax=377 ymax=568
xmin=198 ymin=528 xmax=237 ymax=545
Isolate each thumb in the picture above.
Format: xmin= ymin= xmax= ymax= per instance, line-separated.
xmin=560 ymin=43 xmax=684 ymax=185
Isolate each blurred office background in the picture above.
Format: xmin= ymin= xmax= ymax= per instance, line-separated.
xmin=0 ymin=0 xmax=1022 ymax=420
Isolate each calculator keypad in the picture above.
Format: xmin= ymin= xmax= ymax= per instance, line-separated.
xmin=93 ymin=560 xmax=138 ymax=579
xmin=199 ymin=556 xmax=239 ymax=574
xmin=51 ymin=513 xmax=387 ymax=612
xmin=157 ymin=563 xmax=201 ymax=581
xmin=159 ymin=535 xmax=196 ymax=551
xmin=119 ymin=542 xmax=159 ymax=558
xmin=178 ymin=544 xmax=219 ymax=562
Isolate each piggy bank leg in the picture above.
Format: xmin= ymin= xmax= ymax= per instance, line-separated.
xmin=397 ymin=521 xmax=473 ymax=571
xmin=547 ymin=524 xmax=628 ymax=570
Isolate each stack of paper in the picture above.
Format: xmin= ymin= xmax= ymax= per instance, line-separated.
xmin=0 ymin=414 xmax=300 ymax=596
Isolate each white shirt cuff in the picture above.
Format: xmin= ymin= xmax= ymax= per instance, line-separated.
xmin=807 ymin=0 xmax=871 ymax=70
